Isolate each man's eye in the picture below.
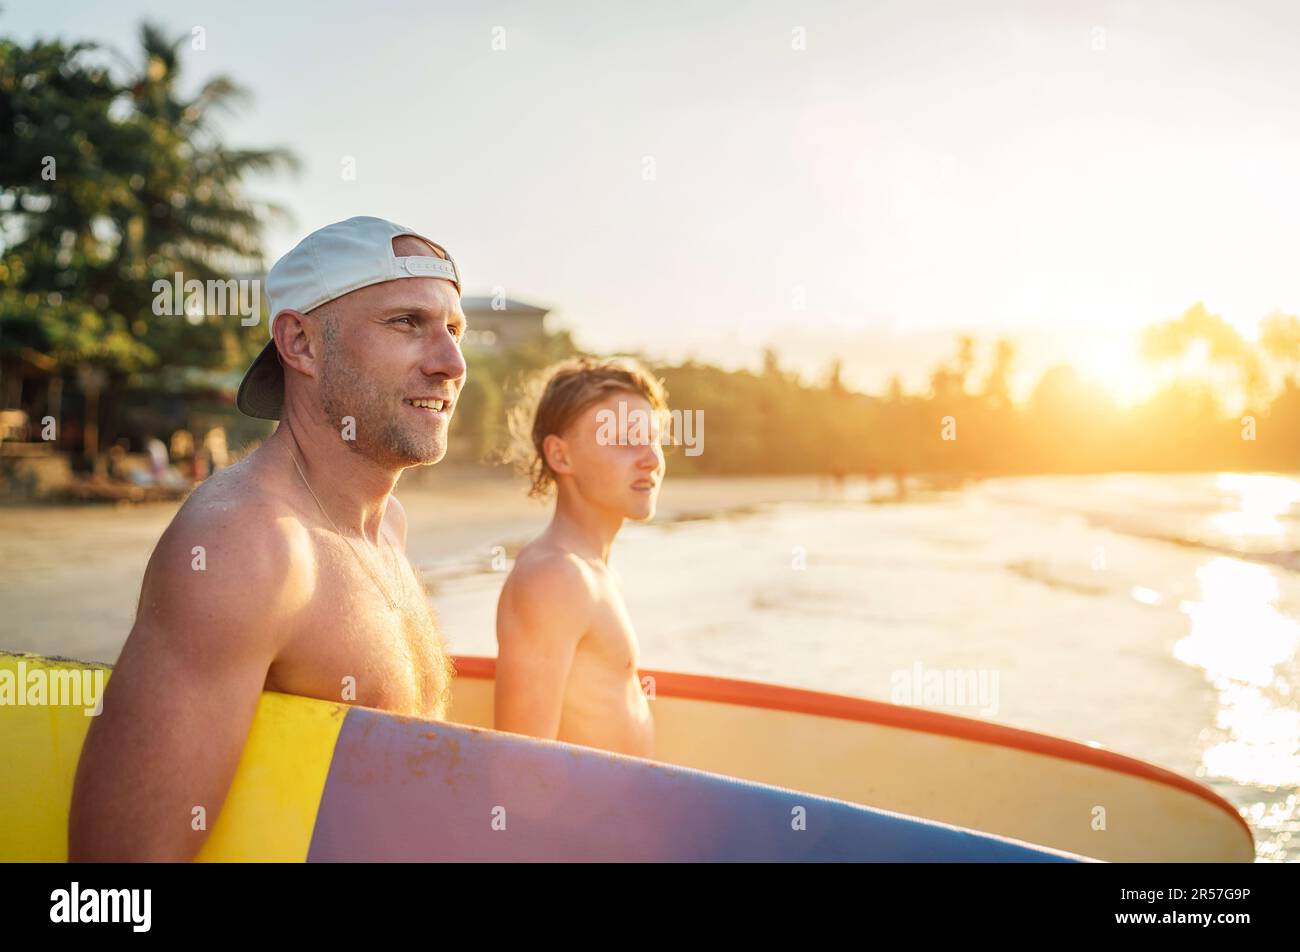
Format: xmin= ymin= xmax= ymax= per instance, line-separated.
xmin=393 ymin=315 xmax=417 ymax=327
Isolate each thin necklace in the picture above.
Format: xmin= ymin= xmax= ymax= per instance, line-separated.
xmin=283 ymin=432 xmax=405 ymax=613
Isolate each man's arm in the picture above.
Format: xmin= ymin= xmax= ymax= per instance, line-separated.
xmin=67 ymin=507 xmax=306 ymax=861
xmin=494 ymin=554 xmax=592 ymax=739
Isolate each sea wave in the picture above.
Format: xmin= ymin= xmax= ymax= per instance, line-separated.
xmin=1079 ymin=512 xmax=1300 ymax=572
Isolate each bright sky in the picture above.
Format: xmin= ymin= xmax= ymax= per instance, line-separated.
xmin=8 ymin=0 xmax=1299 ymax=403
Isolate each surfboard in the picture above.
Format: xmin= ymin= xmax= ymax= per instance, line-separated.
xmin=457 ymin=658 xmax=1254 ymax=863
xmin=0 ymin=651 xmax=1249 ymax=861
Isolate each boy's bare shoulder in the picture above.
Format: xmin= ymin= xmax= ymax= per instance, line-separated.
xmin=501 ymin=540 xmax=600 ymax=623
xmin=508 ymin=540 xmax=595 ymax=592
xmin=499 ymin=541 xmax=597 ymax=643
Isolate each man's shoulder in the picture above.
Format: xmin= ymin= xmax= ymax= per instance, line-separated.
xmin=173 ymin=460 xmax=306 ymax=538
xmin=149 ymin=455 xmax=315 ymax=606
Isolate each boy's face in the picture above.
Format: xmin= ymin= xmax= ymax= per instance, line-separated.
xmin=554 ymin=392 xmax=666 ymax=521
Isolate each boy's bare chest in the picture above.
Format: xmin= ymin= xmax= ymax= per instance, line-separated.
xmin=577 ymin=578 xmax=642 ymax=672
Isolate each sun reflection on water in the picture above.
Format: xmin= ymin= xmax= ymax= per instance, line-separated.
xmin=1207 ymin=473 xmax=1300 ymax=544
xmin=1174 ymin=473 xmax=1300 ymax=861
xmin=1176 ymin=559 xmax=1297 ymax=689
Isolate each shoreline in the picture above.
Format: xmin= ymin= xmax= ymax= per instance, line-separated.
xmin=0 ymin=471 xmax=868 ymax=663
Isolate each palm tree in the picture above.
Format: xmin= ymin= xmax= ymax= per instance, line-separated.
xmin=1259 ymin=311 xmax=1300 ymax=388
xmin=116 ymin=22 xmax=299 ymax=370
xmin=1139 ymin=303 xmax=1267 ymax=414
xmin=0 ymin=22 xmax=298 ymax=460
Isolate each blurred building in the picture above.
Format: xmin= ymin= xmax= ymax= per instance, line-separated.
xmin=459 ymin=296 xmax=549 ymax=349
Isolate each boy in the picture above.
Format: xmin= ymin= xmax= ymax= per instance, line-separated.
xmin=495 ymin=356 xmax=667 ymax=757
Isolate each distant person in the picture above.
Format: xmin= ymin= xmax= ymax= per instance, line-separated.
xmin=70 ymin=217 xmax=467 ymax=860
xmin=494 ymin=357 xmax=666 ymax=758
xmin=143 ymin=434 xmax=168 ymax=483
xmin=169 ymin=428 xmax=194 ymax=463
xmin=107 ymin=440 xmax=129 ymax=480
xmin=202 ymin=425 xmax=229 ymax=471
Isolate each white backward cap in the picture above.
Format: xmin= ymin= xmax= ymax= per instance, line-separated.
xmin=237 ymin=216 xmax=461 ymax=420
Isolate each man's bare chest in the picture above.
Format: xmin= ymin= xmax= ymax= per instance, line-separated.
xmin=267 ymin=540 xmax=452 ymax=717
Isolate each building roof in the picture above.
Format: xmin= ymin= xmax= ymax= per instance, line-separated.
xmin=459 ymin=296 xmax=550 ymax=317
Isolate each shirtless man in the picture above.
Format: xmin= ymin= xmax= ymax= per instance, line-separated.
xmin=494 ymin=357 xmax=667 ymax=758
xmin=68 ymin=216 xmax=466 ymax=860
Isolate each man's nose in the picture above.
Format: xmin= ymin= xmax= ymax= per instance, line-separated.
xmin=420 ymin=328 xmax=467 ymax=380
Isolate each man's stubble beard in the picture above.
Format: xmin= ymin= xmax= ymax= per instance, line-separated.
xmin=318 ymin=325 xmax=447 ymax=468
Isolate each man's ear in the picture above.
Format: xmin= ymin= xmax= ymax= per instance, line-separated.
xmin=542 ymin=433 xmax=572 ymax=476
xmin=272 ymin=309 xmax=322 ymax=379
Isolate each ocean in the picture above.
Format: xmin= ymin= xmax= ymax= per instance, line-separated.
xmin=429 ymin=471 xmax=1300 ymax=863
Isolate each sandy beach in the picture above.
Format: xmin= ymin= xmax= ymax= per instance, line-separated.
xmin=0 ymin=466 xmax=858 ymax=663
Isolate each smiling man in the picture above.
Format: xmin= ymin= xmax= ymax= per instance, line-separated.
xmin=69 ymin=217 xmax=466 ymax=861
xmin=495 ymin=357 xmax=667 ymax=758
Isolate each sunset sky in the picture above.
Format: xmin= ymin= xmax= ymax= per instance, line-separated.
xmin=8 ymin=0 xmax=1299 ymax=403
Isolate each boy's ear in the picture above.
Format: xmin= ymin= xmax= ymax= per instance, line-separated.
xmin=542 ymin=433 xmax=572 ymax=476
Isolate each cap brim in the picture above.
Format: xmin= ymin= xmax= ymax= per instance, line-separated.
xmin=236 ymin=339 xmax=284 ymax=420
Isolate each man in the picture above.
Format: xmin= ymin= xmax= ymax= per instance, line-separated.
xmin=494 ymin=357 xmax=667 ymax=758
xmin=69 ymin=216 xmax=466 ymax=861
